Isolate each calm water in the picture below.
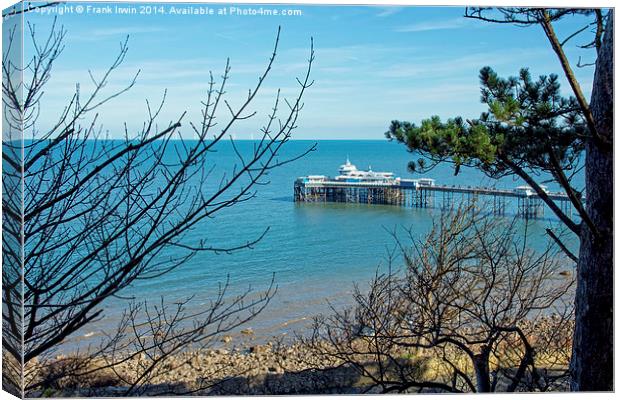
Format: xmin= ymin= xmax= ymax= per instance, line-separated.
xmin=68 ymin=140 xmax=580 ymax=348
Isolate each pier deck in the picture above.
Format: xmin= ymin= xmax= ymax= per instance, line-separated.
xmin=293 ymin=178 xmax=573 ymax=219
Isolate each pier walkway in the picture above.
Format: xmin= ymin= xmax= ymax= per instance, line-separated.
xmin=293 ymin=177 xmax=573 ymax=219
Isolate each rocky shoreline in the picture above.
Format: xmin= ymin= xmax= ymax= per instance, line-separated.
xmin=28 ymin=315 xmax=572 ymax=397
xmin=29 ymin=339 xmax=369 ymax=397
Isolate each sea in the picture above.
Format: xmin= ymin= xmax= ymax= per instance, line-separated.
xmin=62 ymin=139 xmax=581 ymax=350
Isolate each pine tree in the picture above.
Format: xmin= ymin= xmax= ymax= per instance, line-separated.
xmin=386 ymin=8 xmax=613 ymax=391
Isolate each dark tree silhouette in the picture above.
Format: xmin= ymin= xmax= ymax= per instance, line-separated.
xmin=298 ymin=206 xmax=575 ymax=393
xmin=386 ymin=8 xmax=613 ymax=391
xmin=2 ymin=16 xmax=314 ymax=396
xmin=2 ymin=1 xmax=61 ymax=18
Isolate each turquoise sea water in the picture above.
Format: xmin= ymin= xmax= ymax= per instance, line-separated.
xmin=66 ymin=140 xmax=580 ymax=348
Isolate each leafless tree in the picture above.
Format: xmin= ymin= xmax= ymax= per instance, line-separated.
xmin=298 ymin=205 xmax=575 ymax=393
xmin=25 ymin=276 xmax=277 ymax=396
xmin=3 ymin=13 xmax=28 ymax=397
xmin=1 ymin=2 xmax=61 ymax=18
xmin=2 ymin=16 xmax=314 ymax=396
xmin=462 ymin=8 xmax=613 ymax=391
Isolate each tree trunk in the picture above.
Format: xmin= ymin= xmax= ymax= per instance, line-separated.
xmin=473 ymin=351 xmax=491 ymax=392
xmin=570 ymin=11 xmax=614 ymax=392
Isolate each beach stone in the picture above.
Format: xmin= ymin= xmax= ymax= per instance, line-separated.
xmin=249 ymin=344 xmax=270 ymax=354
xmin=221 ymin=335 xmax=232 ymax=343
xmin=269 ymin=366 xmax=284 ymax=374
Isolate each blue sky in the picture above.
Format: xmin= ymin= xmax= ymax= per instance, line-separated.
xmin=22 ymin=2 xmax=598 ymax=139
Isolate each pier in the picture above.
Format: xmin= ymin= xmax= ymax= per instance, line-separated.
xmin=293 ymin=159 xmax=573 ymax=219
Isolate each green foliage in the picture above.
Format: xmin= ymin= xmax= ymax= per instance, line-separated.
xmin=386 ymin=66 xmax=587 ymax=178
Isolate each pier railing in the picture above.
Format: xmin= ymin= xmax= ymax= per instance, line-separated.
xmin=293 ymin=178 xmax=574 ymax=220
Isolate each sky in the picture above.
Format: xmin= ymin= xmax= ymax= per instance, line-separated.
xmin=14 ymin=2 xmax=599 ymax=139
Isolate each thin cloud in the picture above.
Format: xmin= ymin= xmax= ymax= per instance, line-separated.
xmin=376 ymin=7 xmax=403 ymax=18
xmin=68 ymin=26 xmax=169 ymax=42
xmin=90 ymin=26 xmax=167 ymax=37
xmin=376 ymin=48 xmax=550 ymax=79
xmin=384 ymin=83 xmax=480 ymax=103
xmin=396 ymin=18 xmax=467 ymax=33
